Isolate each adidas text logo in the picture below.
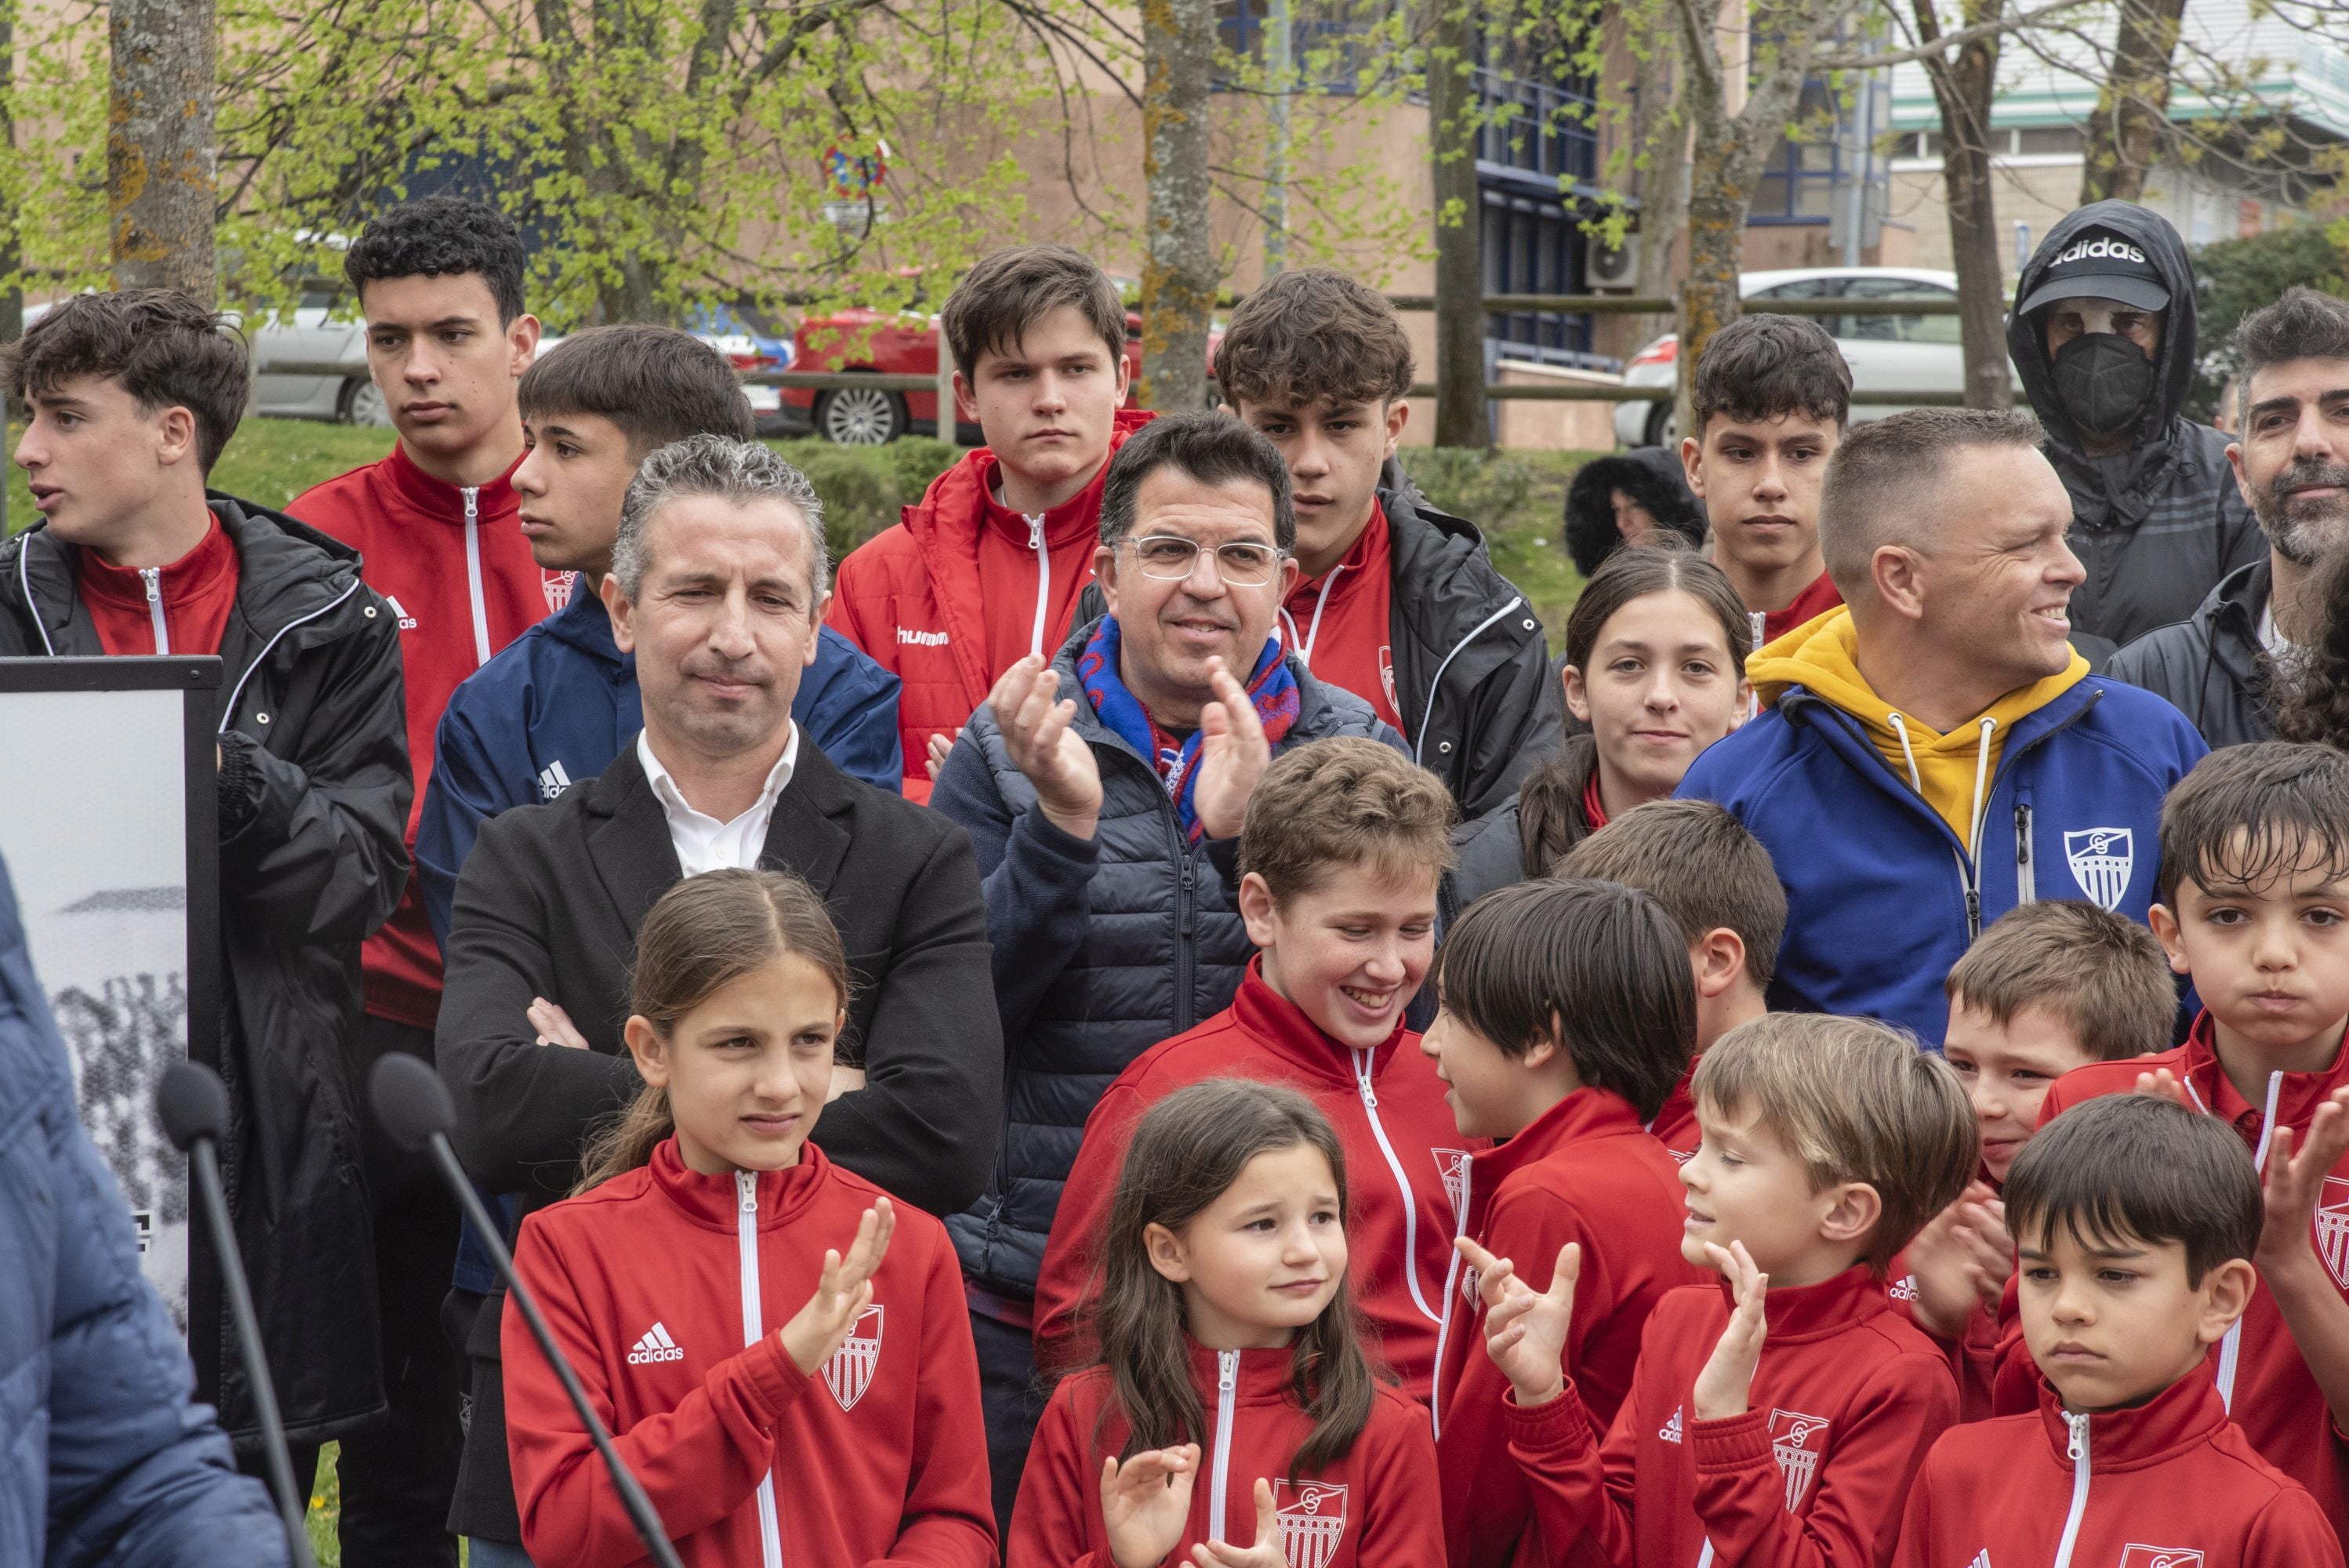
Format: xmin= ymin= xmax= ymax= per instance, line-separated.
xmin=385 ymin=594 xmax=419 ymax=631
xmin=627 ymin=1322 xmax=684 ymax=1364
xmin=1659 ymin=1406 xmax=1684 ymax=1444
xmin=2052 ymin=235 xmax=2148 ymax=267
xmin=897 ymin=627 xmax=949 ymax=647
xmin=538 ymin=760 xmax=574 ymax=801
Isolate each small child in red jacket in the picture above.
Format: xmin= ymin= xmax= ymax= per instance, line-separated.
xmin=1036 ymin=737 xmax=1471 ymax=1398
xmin=1555 ymin=799 xmax=1784 ymax=1161
xmin=1896 ymin=1092 xmax=2344 ymax=1566
xmin=1419 ymin=877 xmax=1707 ymax=1568
xmin=1475 ymin=1014 xmax=1977 ymax=1568
xmin=503 ymin=869 xmax=993 ymax=1568
xmin=1011 ymin=1079 xmax=1445 ymax=1567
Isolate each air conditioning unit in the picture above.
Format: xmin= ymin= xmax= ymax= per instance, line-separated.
xmin=1588 ymin=234 xmax=1642 ymax=292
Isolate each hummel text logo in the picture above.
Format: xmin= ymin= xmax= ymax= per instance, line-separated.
xmin=538 ymin=760 xmax=574 ymax=801
xmin=897 ymin=627 xmax=949 ymax=647
xmin=627 ymin=1322 xmax=684 ymax=1364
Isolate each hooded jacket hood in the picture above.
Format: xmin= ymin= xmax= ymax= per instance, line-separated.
xmin=2009 ymin=204 xmax=2200 ymax=485
xmin=1561 ymin=447 xmax=1709 ymax=577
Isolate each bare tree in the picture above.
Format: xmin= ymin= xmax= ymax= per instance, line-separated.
xmin=2080 ymin=0 xmax=2189 ymax=202
xmin=1626 ymin=6 xmax=1690 ymax=351
xmin=1138 ymin=0 xmax=1217 ymax=409
xmin=1908 ymin=0 xmax=2013 ymax=408
xmin=109 ymin=0 xmax=216 ymax=299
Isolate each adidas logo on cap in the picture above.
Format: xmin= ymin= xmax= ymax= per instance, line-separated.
xmin=627 ymin=1322 xmax=685 ymax=1364
xmin=2051 ymin=234 xmax=2148 ymax=268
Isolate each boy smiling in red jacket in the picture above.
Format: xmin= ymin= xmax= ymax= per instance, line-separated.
xmin=1473 ymin=1014 xmax=1977 ymax=1568
xmin=1033 ymin=737 xmax=1468 ymax=1398
xmin=1895 ymin=1093 xmax=2342 ymax=1567
xmin=2034 ymin=740 xmax=2349 ymax=1541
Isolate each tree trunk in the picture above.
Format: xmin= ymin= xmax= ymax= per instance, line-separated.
xmin=1429 ymin=0 xmax=1486 ymax=448
xmin=1138 ymin=0 xmax=1215 ymax=411
xmin=1629 ymin=16 xmax=1689 ymax=354
xmin=108 ymin=0 xmax=216 ymax=299
xmin=2080 ymin=0 xmax=2187 ymax=204
xmin=1916 ymin=0 xmax=2011 ymax=408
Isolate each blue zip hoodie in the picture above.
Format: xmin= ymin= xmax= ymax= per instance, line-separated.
xmin=1676 ymin=648 xmax=2206 ymax=1046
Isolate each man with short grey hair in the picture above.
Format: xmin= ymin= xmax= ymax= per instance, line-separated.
xmin=436 ymin=435 xmax=999 ymax=1537
xmin=1679 ymin=406 xmax=2206 ymax=1044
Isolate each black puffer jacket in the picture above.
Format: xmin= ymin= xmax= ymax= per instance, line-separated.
xmin=0 ymin=498 xmax=410 ymax=1449
xmin=928 ymin=620 xmax=1401 ymax=1302
xmin=1440 ymin=732 xmax=1603 ymax=926
xmin=2008 ymin=201 xmax=2263 ymax=647
xmin=2105 ymin=557 xmax=2276 ymax=748
xmin=1562 ymin=447 xmax=1709 ymax=577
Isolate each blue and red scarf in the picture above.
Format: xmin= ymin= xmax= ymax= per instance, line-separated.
xmin=1077 ymin=616 xmax=1300 ymax=842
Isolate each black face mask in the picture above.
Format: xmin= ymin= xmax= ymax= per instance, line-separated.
xmin=2051 ymin=332 xmax=2157 ymax=440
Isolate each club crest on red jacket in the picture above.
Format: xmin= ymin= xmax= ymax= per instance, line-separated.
xmin=2117 ymin=1549 xmax=2205 ymax=1568
xmin=825 ymin=1304 xmax=884 ymax=1410
xmin=1769 ymin=1407 xmax=1832 ymax=1510
xmin=1276 ymin=1480 xmax=1349 ymax=1568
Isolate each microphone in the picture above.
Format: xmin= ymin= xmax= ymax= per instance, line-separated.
xmin=369 ymin=1052 xmax=686 ymax=1568
xmin=156 ymin=1061 xmax=318 ymax=1568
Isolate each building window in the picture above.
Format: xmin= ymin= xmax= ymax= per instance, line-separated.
xmin=1479 ymin=193 xmax=1607 ymax=368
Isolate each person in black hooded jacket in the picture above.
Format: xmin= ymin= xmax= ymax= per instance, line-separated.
xmin=0 ymin=294 xmax=411 ymax=1476
xmin=2007 ymin=199 xmax=2262 ymax=647
xmin=1562 ymin=445 xmax=1711 ymax=578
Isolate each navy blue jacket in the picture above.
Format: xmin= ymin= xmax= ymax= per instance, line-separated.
xmin=416 ymin=584 xmax=904 ymax=948
xmin=1676 ymin=675 xmax=2206 ymax=1045
xmin=0 ymin=853 xmax=286 ymax=1567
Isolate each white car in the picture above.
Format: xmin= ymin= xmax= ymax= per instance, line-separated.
xmin=1612 ymin=267 xmax=1983 ymax=450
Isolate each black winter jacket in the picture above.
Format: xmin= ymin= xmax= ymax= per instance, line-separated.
xmin=1078 ymin=489 xmax=1558 ymax=820
xmin=2008 ymin=201 xmax=2263 ymax=647
xmin=0 ymin=499 xmax=411 ymax=1449
xmin=1440 ymin=732 xmax=1603 ymax=927
xmin=1562 ymin=447 xmax=1708 ymax=577
xmin=928 ymin=620 xmax=1401 ymax=1303
xmin=2105 ymin=557 xmax=2278 ymax=749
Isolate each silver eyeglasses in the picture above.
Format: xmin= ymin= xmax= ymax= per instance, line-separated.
xmin=1124 ymin=533 xmax=1287 ymax=586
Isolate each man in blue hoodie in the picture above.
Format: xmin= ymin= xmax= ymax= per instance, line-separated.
xmin=1678 ymin=407 xmax=2206 ymax=1046
xmin=414 ymin=324 xmax=902 ymax=949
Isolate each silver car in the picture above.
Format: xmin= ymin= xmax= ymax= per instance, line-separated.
xmin=1612 ymin=266 xmax=1980 ymax=449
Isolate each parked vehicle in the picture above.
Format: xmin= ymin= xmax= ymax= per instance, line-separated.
xmin=781 ymin=308 xmax=1218 ymax=445
xmin=1611 ymin=267 xmax=2001 ymax=449
xmin=687 ymin=303 xmax=796 ymax=435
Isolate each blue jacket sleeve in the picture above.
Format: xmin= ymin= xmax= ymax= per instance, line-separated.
xmin=0 ymin=858 xmax=286 ymax=1568
xmin=798 ymin=626 xmax=905 ymax=794
xmin=928 ymin=733 xmax=1098 ymax=1047
xmin=418 ymin=690 xmax=531 ymax=956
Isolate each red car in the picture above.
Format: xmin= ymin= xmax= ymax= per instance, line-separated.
xmin=780 ymin=307 xmax=1218 ymax=445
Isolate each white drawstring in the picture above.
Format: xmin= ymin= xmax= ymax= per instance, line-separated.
xmin=1886 ymin=712 xmax=1924 ymax=792
xmin=1279 ymin=564 xmax=1345 ymax=670
xmin=1966 ymin=717 xmax=1998 ymax=859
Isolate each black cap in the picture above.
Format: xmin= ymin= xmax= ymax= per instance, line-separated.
xmin=2019 ymin=226 xmax=2172 ymax=316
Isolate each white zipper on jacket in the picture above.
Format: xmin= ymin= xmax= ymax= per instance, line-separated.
xmin=1351 ymin=1047 xmax=1443 ymax=1328
xmin=140 ymin=567 xmax=170 ymax=654
xmin=1428 ymin=1156 xmax=1473 ymax=1441
xmin=1025 ymin=514 xmax=1053 ymax=659
xmin=2015 ymin=802 xmax=2037 ymax=904
xmin=1887 ymin=713 xmax=1998 ymax=942
xmin=2198 ymin=1068 xmax=2283 ymax=1410
xmin=1414 ymin=596 xmax=1523 ymax=768
xmin=463 ymin=485 xmax=492 ymax=666
xmin=2051 ymin=1410 xmax=2091 ymax=1568
xmin=1278 ymin=565 xmax=1345 ymax=671
xmin=20 ymin=545 xmax=56 ymax=655
xmin=735 ymin=1171 xmax=785 ymax=1568
xmin=1208 ymin=1348 xmax=1239 ymax=1544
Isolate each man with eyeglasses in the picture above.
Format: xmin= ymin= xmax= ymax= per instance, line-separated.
xmin=928 ymin=411 xmax=1403 ymax=1529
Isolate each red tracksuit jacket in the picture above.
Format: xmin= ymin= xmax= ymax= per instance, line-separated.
xmin=1896 ymin=1367 xmax=2342 ymax=1567
xmin=292 ymin=445 xmax=568 ymax=1025
xmin=2036 ymin=1013 xmax=2349 ymax=1540
xmin=1009 ymin=1341 xmax=1445 ymax=1568
xmin=1433 ymin=1087 xmax=1705 ymax=1568
xmin=504 ymin=1138 xmax=995 ymax=1568
xmin=1505 ymin=1265 xmax=1959 ymax=1568
xmin=1280 ymin=504 xmax=1403 ymax=732
xmin=1033 ymin=960 xmax=1473 ymax=1400
xmin=826 ymin=410 xmax=1150 ymax=801
xmin=1648 ymin=1072 xmax=1700 ymax=1165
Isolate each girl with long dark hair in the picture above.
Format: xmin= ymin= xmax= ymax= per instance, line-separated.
xmin=1010 ymin=1079 xmax=1443 ymax=1566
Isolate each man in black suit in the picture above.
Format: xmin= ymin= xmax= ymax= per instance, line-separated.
xmin=434 ymin=434 xmax=997 ymax=1557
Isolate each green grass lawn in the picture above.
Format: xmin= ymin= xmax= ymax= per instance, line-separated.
xmin=4 ymin=417 xmax=1593 ymax=633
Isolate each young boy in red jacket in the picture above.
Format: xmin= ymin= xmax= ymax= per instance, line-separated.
xmin=826 ymin=245 xmax=1148 ymax=800
xmin=1472 ymin=1014 xmax=1977 ymax=1568
xmin=2032 ymin=740 xmax=2349 ymax=1542
xmin=1894 ymin=1093 xmax=2344 ymax=1566
xmin=1418 ymin=877 xmax=1708 ymax=1568
xmin=285 ymin=195 xmax=557 ymax=1568
xmin=1033 ymin=736 xmax=1469 ymax=1397
xmin=1555 ymin=798 xmax=1783 ymax=1160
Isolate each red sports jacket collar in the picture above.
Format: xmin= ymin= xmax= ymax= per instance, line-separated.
xmin=1469 ymin=1084 xmax=1649 ymax=1196
xmin=2173 ymin=1010 xmax=2349 ymax=1145
xmin=1735 ymin=1262 xmax=1889 ymax=1341
xmin=2032 ymin=1363 xmax=2228 ymax=1471
xmin=644 ymin=1135 xmax=835 ymax=1233
xmin=383 ymin=440 xmax=524 ymax=521
xmin=1185 ymin=1337 xmax=1310 ymax=1408
xmin=74 ymin=512 xmax=235 ymax=612
xmin=975 ymin=452 xmax=1117 ymax=553
xmin=1229 ymin=957 xmax=1412 ymax=1090
xmin=1282 ymin=503 xmax=1388 ymax=628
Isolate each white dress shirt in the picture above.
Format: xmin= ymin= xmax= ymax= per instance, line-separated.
xmin=637 ymin=724 xmax=800 ymax=877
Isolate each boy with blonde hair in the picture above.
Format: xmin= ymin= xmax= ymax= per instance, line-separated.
xmin=1465 ymin=1014 xmax=1977 ymax=1566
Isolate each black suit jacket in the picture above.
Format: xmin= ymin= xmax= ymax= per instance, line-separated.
xmin=435 ymin=735 xmax=1001 ymax=1218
